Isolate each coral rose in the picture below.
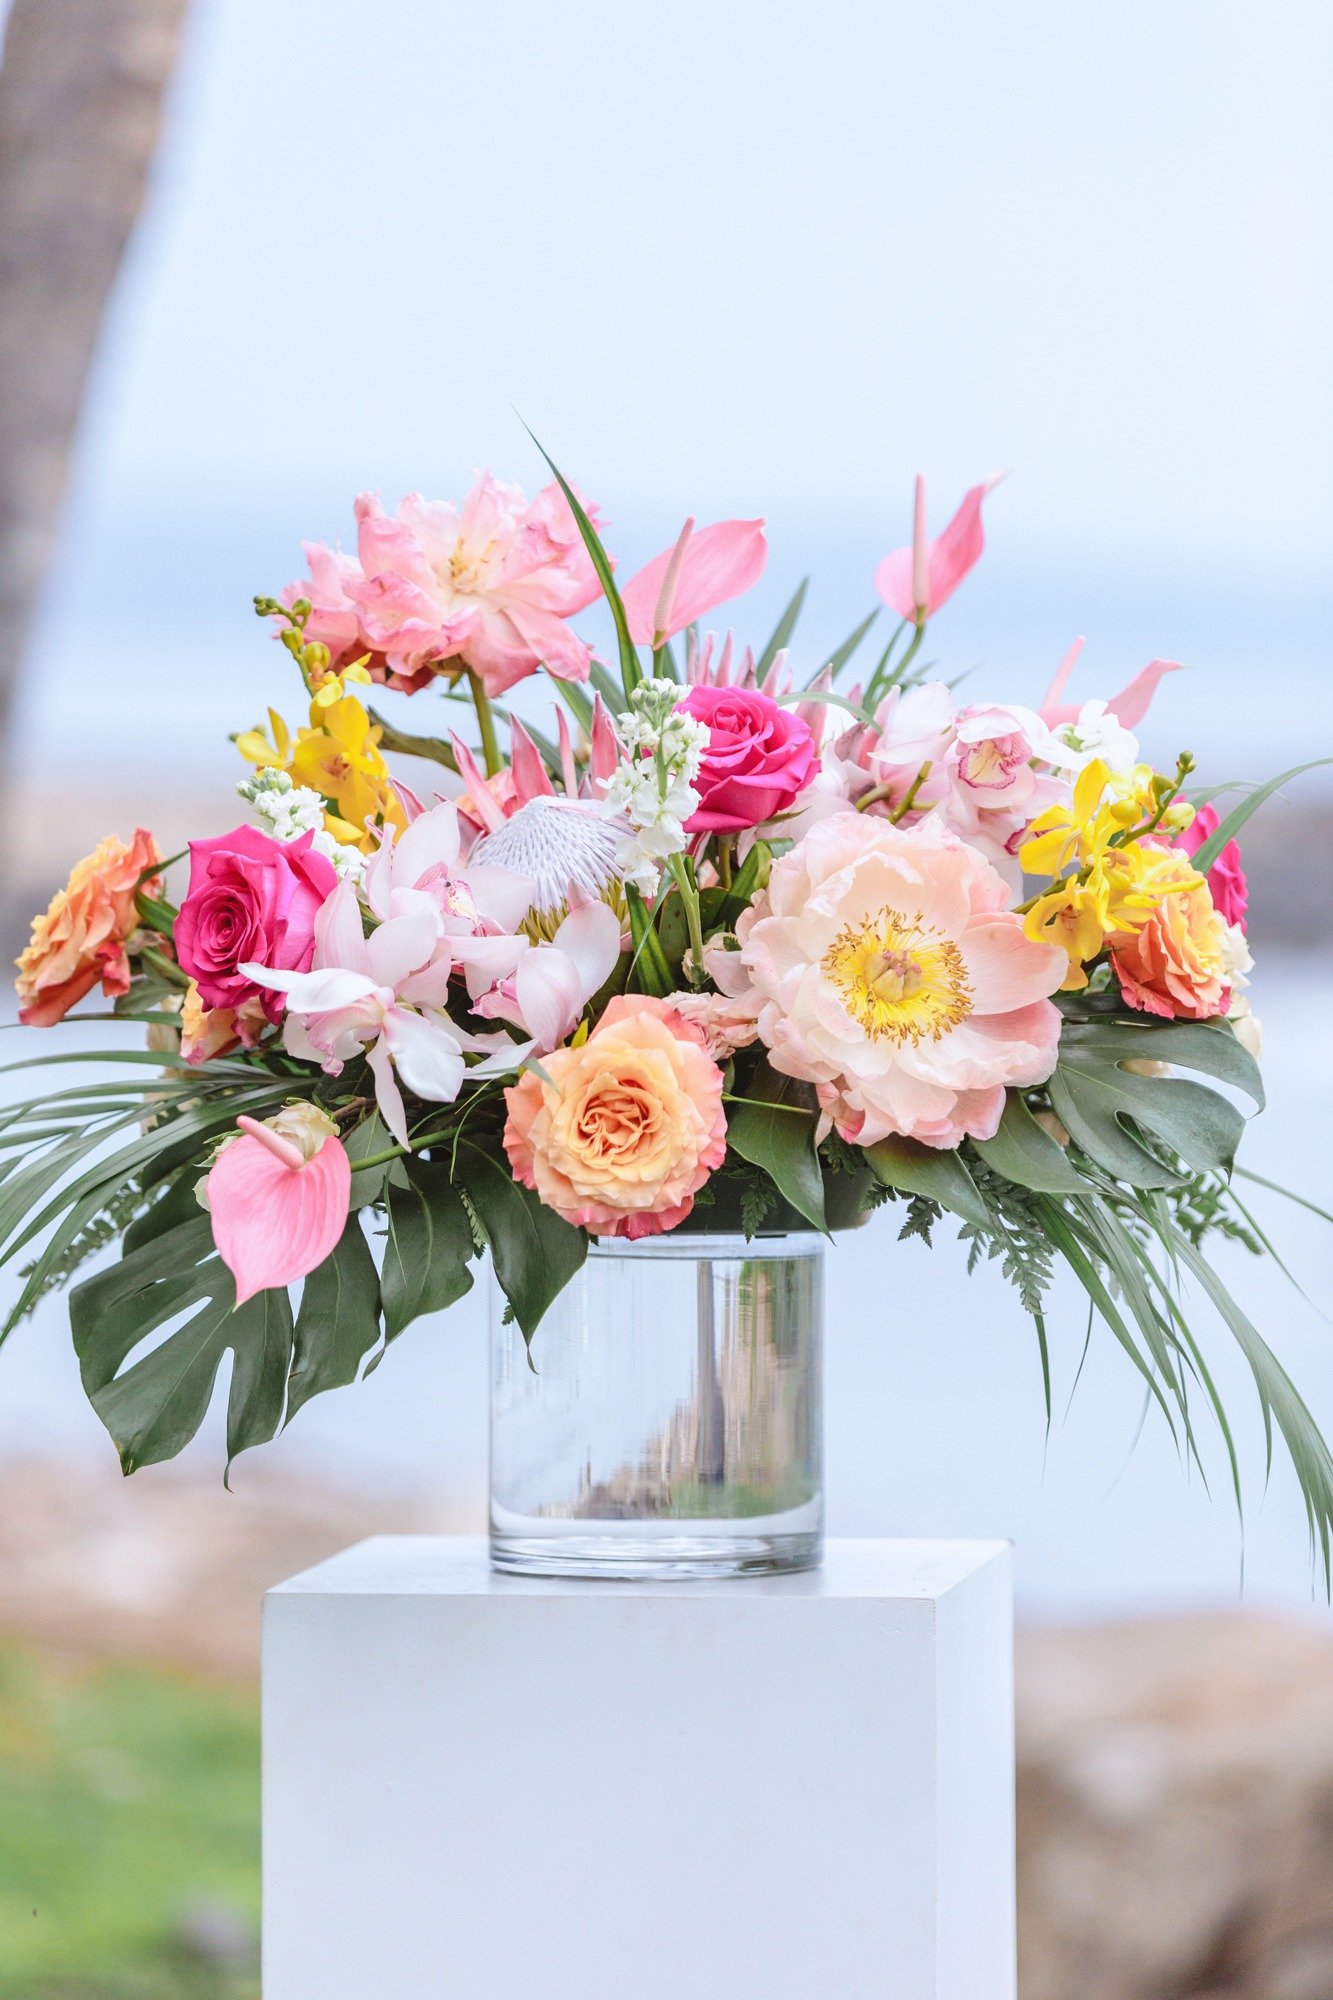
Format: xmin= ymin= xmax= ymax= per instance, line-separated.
xmin=503 ymin=994 xmax=727 ymax=1239
xmin=1109 ymin=855 xmax=1230 ymax=1020
xmin=175 ymin=826 xmax=336 ymax=1024
xmin=1174 ymin=803 xmax=1248 ymax=930
xmin=16 ymin=830 xmax=161 ymax=1027
xmin=678 ymin=684 xmax=819 ymax=834
xmin=710 ymin=812 xmax=1066 ymax=1149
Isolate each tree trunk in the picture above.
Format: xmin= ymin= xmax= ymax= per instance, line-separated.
xmin=0 ymin=0 xmax=190 ymax=748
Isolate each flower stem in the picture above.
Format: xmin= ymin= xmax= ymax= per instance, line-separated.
xmin=467 ymin=669 xmax=503 ymax=778
xmin=717 ymin=837 xmax=733 ymax=892
xmin=669 ymin=853 xmax=707 ymax=987
xmin=139 ymin=944 xmax=191 ymax=990
xmin=888 ymin=760 xmax=933 ymax=822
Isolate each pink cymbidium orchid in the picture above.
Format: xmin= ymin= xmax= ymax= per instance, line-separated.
xmin=875 ymin=475 xmax=1003 ymax=626
xmin=619 ymin=518 xmax=768 ymax=647
xmin=207 ymin=1112 xmax=351 ymax=1304
xmin=462 ymin=897 xmax=622 ymax=1052
xmin=1039 ymin=636 xmax=1183 ymax=731
xmin=363 ymin=798 xmax=532 ymax=938
xmin=241 ymin=882 xmax=524 ymax=1148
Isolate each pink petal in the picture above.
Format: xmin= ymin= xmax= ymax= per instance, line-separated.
xmin=552 ymin=899 xmax=622 ymax=999
xmin=514 ymin=950 xmax=583 ymax=1049
xmin=509 ymin=717 xmax=556 ymax=802
xmin=208 ymin=1133 xmax=351 ymax=1305
xmin=958 ymin=918 xmax=1066 ymax=1014
xmin=1104 ymin=657 xmax=1183 ymax=729
xmin=1038 ymin=637 xmax=1087 ymax=724
xmin=448 ymin=733 xmax=508 ymax=833
xmin=874 ymin=478 xmax=1000 ymax=621
xmin=587 ymin=694 xmax=620 ymax=796
xmin=381 ymin=1006 xmax=466 ymax=1102
xmin=619 ymin=519 xmax=767 ymax=644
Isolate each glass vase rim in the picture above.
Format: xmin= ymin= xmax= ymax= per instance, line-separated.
xmin=588 ymin=1230 xmax=825 ymax=1262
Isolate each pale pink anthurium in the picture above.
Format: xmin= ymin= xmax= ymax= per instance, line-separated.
xmin=875 ymin=474 xmax=1004 ymax=625
xmin=1039 ymin=636 xmax=1183 ymax=731
xmin=619 ymin=517 xmax=768 ymax=646
xmin=207 ymin=1114 xmax=351 ymax=1304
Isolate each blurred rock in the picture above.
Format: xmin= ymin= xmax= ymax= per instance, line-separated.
xmin=1018 ymin=1615 xmax=1333 ymax=2000
xmin=0 ymin=1453 xmax=470 ymax=1678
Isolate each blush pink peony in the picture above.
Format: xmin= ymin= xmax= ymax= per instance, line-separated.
xmin=503 ymin=994 xmax=727 ymax=1238
xmin=678 ymin=684 xmax=820 ymax=834
xmin=710 ymin=813 xmax=1066 ymax=1149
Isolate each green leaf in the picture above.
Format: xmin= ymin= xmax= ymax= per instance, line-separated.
xmin=625 ymin=884 xmax=673 ymax=997
xmin=380 ymin=1158 xmax=477 ymax=1343
xmin=776 ymin=686 xmax=877 ymax=729
xmin=1169 ymin=1223 xmax=1333 ymax=1588
xmin=725 ymin=1071 xmax=827 ymax=1234
xmin=522 ymin=429 xmax=642 ymax=699
xmin=71 ymin=1217 xmax=293 ymax=1474
xmin=756 ymin=578 xmax=808 ymax=676
xmin=974 ymin=1093 xmax=1086 ymax=1194
xmin=815 ymin=606 xmax=879 ymax=684
xmin=286 ymin=1216 xmax=382 ymax=1422
xmin=864 ymin=1134 xmax=990 ymax=1230
xmin=368 ymin=709 xmax=459 ymax=772
xmin=344 ymin=1113 xmax=394 ymax=1208
xmin=1051 ymin=1020 xmax=1259 ymax=1187
xmin=458 ymin=1141 xmax=587 ymax=1342
xmin=1190 ymin=757 xmax=1333 ymax=875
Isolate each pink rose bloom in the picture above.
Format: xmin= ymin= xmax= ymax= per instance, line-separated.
xmin=503 ymin=994 xmax=727 ymax=1239
xmin=712 ymin=814 xmax=1066 ymax=1149
xmin=346 ymin=475 xmax=602 ymax=697
xmin=679 ymin=685 xmax=820 ymax=835
xmin=176 ymin=826 xmax=336 ymax=1024
xmin=1174 ymin=804 xmax=1248 ymax=930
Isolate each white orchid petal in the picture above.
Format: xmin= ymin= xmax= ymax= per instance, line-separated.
xmin=366 ymin=906 xmax=439 ymax=989
xmin=513 ymin=950 xmax=582 ymax=1051
xmin=382 ymin=1007 xmax=466 ymax=1104
xmin=551 ymin=899 xmax=622 ymax=1001
xmin=392 ymin=799 xmax=462 ymax=885
xmin=366 ymin=1037 xmax=409 ymax=1148
xmin=314 ymin=878 xmax=370 ymax=974
xmin=463 ymin=862 xmax=536 ymax=933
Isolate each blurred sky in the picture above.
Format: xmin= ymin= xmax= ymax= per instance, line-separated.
xmin=3 ymin=0 xmax=1332 ymax=1611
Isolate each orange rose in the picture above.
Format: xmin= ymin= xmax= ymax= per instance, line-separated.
xmin=16 ymin=830 xmax=162 ymax=1027
xmin=179 ymin=979 xmax=270 ymax=1064
xmin=1110 ymin=854 xmax=1229 ymax=1020
xmin=503 ymin=994 xmax=727 ymax=1240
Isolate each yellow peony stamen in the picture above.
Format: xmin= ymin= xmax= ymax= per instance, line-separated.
xmin=822 ymin=907 xmax=973 ymax=1045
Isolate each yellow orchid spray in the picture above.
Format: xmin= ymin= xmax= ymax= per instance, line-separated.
xmin=236 ymin=666 xmax=405 ymax=854
xmin=1019 ymin=757 xmax=1200 ymax=989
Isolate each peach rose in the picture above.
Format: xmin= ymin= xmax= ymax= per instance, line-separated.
xmin=503 ymin=994 xmax=727 ymax=1239
xmin=16 ymin=830 xmax=161 ymax=1027
xmin=1109 ymin=855 xmax=1230 ymax=1020
xmin=180 ymin=979 xmax=271 ymax=1064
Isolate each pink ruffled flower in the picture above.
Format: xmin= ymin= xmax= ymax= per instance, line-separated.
xmin=503 ymin=994 xmax=726 ymax=1239
xmin=284 ymin=474 xmax=604 ymax=699
xmin=709 ymin=813 xmax=1065 ymax=1149
xmin=1174 ymin=804 xmax=1248 ymax=931
xmin=175 ymin=826 xmax=336 ymax=1025
xmin=679 ymin=684 xmax=820 ymax=834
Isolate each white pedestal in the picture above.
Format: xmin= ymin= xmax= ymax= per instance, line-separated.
xmin=263 ymin=1536 xmax=1015 ymax=1999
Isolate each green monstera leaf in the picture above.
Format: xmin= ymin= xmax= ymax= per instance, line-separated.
xmin=1049 ymin=1019 xmax=1263 ymax=1189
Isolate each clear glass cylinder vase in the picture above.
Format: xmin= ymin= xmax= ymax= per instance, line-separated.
xmin=489 ymin=1233 xmax=824 ymax=1580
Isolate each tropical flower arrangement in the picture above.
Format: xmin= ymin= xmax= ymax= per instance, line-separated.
xmin=6 ymin=448 xmax=1330 ymax=1572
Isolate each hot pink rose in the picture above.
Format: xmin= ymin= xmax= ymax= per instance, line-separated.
xmin=679 ymin=685 xmax=819 ymax=835
xmin=1174 ymin=804 xmax=1248 ymax=931
xmin=176 ymin=826 xmax=336 ymax=1025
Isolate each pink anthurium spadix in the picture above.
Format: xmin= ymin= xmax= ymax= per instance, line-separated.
xmin=207 ymin=1111 xmax=352 ymax=1304
xmin=875 ymin=474 xmax=1004 ymax=625
xmin=619 ymin=517 xmax=768 ymax=646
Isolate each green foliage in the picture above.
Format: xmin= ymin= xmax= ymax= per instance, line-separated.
xmin=0 ymin=1643 xmax=258 ymax=1997
xmin=957 ymin=1156 xmax=1056 ymax=1319
xmin=286 ymin=1216 xmax=382 ymax=1422
xmin=756 ymin=577 xmax=808 ymax=674
xmin=455 ymin=1139 xmax=587 ymax=1344
xmin=863 ymin=1131 xmax=989 ymax=1229
xmin=738 ymin=1175 xmax=779 ymax=1239
xmin=725 ymin=1068 xmax=828 ymax=1234
xmin=523 ymin=430 xmax=642 ymax=698
xmin=1050 ymin=1018 xmax=1262 ymax=1188
xmin=380 ymin=1158 xmax=478 ymax=1344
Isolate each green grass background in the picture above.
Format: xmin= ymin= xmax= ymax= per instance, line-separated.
xmin=0 ymin=1645 xmax=259 ymax=1999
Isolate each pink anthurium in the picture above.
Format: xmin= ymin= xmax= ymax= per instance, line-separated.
xmin=875 ymin=474 xmax=1003 ymax=625
xmin=619 ymin=518 xmax=767 ymax=646
xmin=207 ymin=1114 xmax=352 ymax=1304
xmin=1039 ymin=637 xmax=1184 ymax=729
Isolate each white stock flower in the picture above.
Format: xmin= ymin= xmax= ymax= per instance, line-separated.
xmin=238 ymin=769 xmax=365 ymax=881
xmin=603 ymin=678 xmax=709 ymax=893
